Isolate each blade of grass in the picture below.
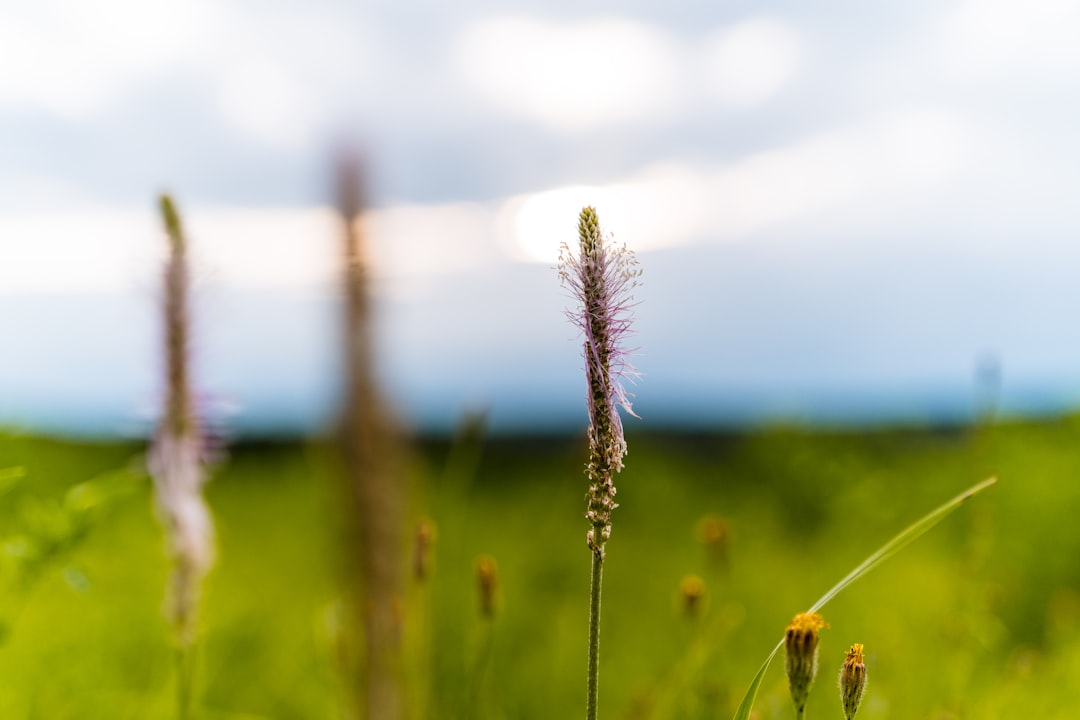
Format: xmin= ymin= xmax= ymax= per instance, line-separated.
xmin=0 ymin=466 xmax=26 ymax=496
xmin=731 ymin=641 xmax=783 ymax=720
xmin=0 ymin=467 xmax=25 ymax=481
xmin=730 ymin=476 xmax=997 ymax=720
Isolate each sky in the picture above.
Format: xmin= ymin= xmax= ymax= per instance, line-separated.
xmin=4 ymin=0 xmax=1080 ymax=436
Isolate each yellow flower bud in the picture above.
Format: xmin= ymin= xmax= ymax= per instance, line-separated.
xmin=784 ymin=612 xmax=828 ymax=715
xmin=695 ymin=514 xmax=731 ymax=570
xmin=839 ymin=643 xmax=867 ymax=720
xmin=475 ymin=556 xmax=498 ymax=619
xmin=679 ymin=575 xmax=706 ymax=618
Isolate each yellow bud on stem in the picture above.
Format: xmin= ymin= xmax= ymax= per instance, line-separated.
xmin=784 ymin=612 xmax=828 ymax=716
xmin=839 ymin=643 xmax=867 ymax=720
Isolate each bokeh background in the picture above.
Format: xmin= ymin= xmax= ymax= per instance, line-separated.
xmin=2 ymin=2 xmax=1080 ymax=719
xmin=5 ymin=0 xmax=1080 ymax=435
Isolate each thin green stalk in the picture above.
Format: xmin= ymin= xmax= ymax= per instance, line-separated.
xmin=469 ymin=616 xmax=497 ymax=719
xmin=176 ymin=645 xmax=193 ymax=720
xmin=587 ymin=550 xmax=604 ymax=720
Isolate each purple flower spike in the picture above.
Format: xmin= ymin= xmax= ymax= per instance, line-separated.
xmin=151 ymin=194 xmax=215 ymax=648
xmin=559 ymin=206 xmax=641 ymax=555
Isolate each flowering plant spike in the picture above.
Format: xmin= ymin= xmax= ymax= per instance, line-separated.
xmin=559 ymin=206 xmax=641 ymax=556
xmin=560 ymin=206 xmax=641 ymax=720
xmin=150 ymin=194 xmax=216 ymax=720
xmin=150 ymin=194 xmax=215 ymax=648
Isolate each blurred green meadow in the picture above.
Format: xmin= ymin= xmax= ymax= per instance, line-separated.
xmin=0 ymin=415 xmax=1077 ymax=719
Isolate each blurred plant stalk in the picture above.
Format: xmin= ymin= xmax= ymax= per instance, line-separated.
xmin=338 ymin=154 xmax=406 ymax=720
xmin=150 ymin=195 xmax=215 ymax=719
xmin=470 ymin=555 xmax=499 ymax=719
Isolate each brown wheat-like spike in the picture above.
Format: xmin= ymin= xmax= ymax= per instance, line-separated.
xmin=337 ymin=152 xmax=407 ymax=720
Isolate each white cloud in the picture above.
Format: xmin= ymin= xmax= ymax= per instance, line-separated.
xmin=453 ymin=15 xmax=682 ymax=131
xmin=0 ymin=209 xmax=159 ymax=293
xmin=450 ymin=13 xmax=808 ymax=128
xmin=701 ymin=17 xmax=802 ymax=109
xmin=183 ymin=208 xmax=340 ymax=290
xmin=707 ymin=106 xmax=975 ymax=237
xmin=0 ymin=0 xmax=372 ymax=151
xmin=0 ymin=106 xmax=981 ymax=292
xmin=0 ymin=202 xmax=502 ymax=295
xmin=939 ymin=0 xmax=1080 ymax=80
xmin=214 ymin=58 xmax=322 ymax=152
xmin=363 ymin=202 xmax=497 ymax=285
xmin=0 ymin=0 xmax=215 ymax=117
xmin=206 ymin=8 xmax=374 ymax=150
xmin=498 ymin=106 xmax=976 ymax=260
xmin=498 ymin=165 xmax=708 ymax=263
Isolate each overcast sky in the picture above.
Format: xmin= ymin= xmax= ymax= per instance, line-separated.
xmin=4 ymin=0 xmax=1080 ymax=435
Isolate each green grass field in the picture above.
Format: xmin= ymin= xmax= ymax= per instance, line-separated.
xmin=0 ymin=416 xmax=1077 ymax=719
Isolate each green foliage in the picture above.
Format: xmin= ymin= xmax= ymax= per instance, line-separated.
xmin=731 ymin=477 xmax=995 ymax=720
xmin=0 ymin=453 xmax=141 ymax=647
xmin=0 ymin=418 xmax=1075 ymax=719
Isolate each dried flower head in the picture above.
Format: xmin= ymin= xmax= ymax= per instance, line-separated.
xmin=679 ymin=575 xmax=706 ymax=618
xmin=476 ymin=555 xmax=498 ymax=619
xmin=412 ymin=518 xmax=436 ymax=582
xmin=839 ymin=643 xmax=867 ymax=720
xmin=696 ymin=514 xmax=731 ymax=570
xmin=785 ymin=612 xmax=828 ymax=715
xmin=559 ymin=206 xmax=641 ymax=556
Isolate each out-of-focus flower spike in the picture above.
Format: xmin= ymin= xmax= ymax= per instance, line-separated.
xmin=476 ymin=555 xmax=498 ymax=619
xmin=149 ymin=193 xmax=215 ymax=648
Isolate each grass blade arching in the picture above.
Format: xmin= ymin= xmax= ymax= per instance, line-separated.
xmin=730 ymin=476 xmax=997 ymax=720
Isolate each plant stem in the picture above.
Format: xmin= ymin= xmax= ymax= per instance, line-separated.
xmin=469 ymin=616 xmax=496 ymax=719
xmin=176 ymin=645 xmax=193 ymax=720
xmin=586 ymin=549 xmax=604 ymax=720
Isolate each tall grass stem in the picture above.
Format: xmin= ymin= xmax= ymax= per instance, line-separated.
xmin=337 ymin=152 xmax=405 ymax=720
xmin=176 ymin=647 xmax=193 ymax=720
xmin=586 ymin=551 xmax=603 ymax=720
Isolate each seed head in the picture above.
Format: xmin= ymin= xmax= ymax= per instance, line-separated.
xmin=784 ymin=612 xmax=828 ymax=714
xmin=412 ymin=518 xmax=436 ymax=582
xmin=559 ymin=206 xmax=641 ymax=556
xmin=839 ymin=643 xmax=867 ymax=720
xmin=679 ymin=575 xmax=706 ymax=618
xmin=150 ymin=194 xmax=215 ymax=647
xmin=476 ymin=555 xmax=498 ymax=619
xmin=696 ymin=514 xmax=731 ymax=570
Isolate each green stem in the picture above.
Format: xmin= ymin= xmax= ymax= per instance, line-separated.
xmin=586 ymin=549 xmax=604 ymax=720
xmin=176 ymin=645 xmax=193 ymax=720
xmin=469 ymin=617 xmax=496 ymax=718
